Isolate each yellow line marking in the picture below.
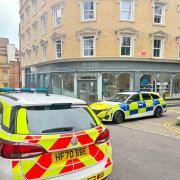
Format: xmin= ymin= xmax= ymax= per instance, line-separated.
xmin=162 ymin=122 xmax=180 ymax=135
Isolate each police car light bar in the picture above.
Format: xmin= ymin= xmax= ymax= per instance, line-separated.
xmin=0 ymin=88 xmax=48 ymax=93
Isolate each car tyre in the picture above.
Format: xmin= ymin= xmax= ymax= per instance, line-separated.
xmin=154 ymin=106 xmax=162 ymax=118
xmin=113 ymin=111 xmax=124 ymax=124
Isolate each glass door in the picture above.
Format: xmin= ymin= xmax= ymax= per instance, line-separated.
xmin=78 ymin=80 xmax=97 ymax=104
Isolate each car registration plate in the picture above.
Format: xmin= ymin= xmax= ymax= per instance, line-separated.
xmin=52 ymin=147 xmax=89 ymax=163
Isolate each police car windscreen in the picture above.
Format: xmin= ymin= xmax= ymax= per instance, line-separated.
xmin=26 ymin=106 xmax=98 ymax=134
xmin=109 ymin=93 xmax=131 ymax=102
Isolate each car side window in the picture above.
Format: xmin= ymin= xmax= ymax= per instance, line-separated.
xmin=0 ymin=103 xmax=3 ymax=125
xmin=150 ymin=94 xmax=160 ymax=99
xmin=128 ymin=94 xmax=140 ymax=103
xmin=142 ymin=93 xmax=151 ymax=100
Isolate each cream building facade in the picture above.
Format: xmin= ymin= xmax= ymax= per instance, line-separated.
xmin=20 ymin=0 xmax=180 ymax=103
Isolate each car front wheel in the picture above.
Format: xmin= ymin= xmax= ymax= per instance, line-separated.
xmin=154 ymin=106 xmax=163 ymax=118
xmin=113 ymin=111 xmax=124 ymax=124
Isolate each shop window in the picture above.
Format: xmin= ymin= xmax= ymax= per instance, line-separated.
xmin=102 ymin=73 xmax=116 ymax=99
xmin=51 ymin=74 xmax=62 ymax=94
xmin=63 ymin=74 xmax=74 ymax=97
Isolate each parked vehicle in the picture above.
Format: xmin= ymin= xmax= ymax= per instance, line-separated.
xmin=0 ymin=88 xmax=112 ymax=180
xmin=91 ymin=91 xmax=167 ymax=124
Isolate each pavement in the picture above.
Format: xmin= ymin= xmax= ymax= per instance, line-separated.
xmin=166 ymin=98 xmax=180 ymax=107
xmin=106 ymin=106 xmax=180 ymax=180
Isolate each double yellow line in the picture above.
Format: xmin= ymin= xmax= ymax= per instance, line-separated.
xmin=163 ymin=122 xmax=180 ymax=135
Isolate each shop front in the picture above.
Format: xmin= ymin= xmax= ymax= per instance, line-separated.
xmin=23 ymin=59 xmax=180 ymax=103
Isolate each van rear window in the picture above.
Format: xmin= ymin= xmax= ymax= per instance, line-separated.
xmin=25 ymin=105 xmax=98 ymax=135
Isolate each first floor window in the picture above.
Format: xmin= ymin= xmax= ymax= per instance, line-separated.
xmin=26 ymin=52 xmax=31 ymax=65
xmin=83 ymin=1 xmax=95 ymax=20
xmin=153 ymin=39 xmax=162 ymax=58
xmin=42 ymin=46 xmax=47 ymax=62
xmin=120 ymin=36 xmax=132 ymax=56
xmin=83 ymin=36 xmax=95 ymax=57
xmin=34 ymin=48 xmax=38 ymax=64
xmin=56 ymin=40 xmax=62 ymax=59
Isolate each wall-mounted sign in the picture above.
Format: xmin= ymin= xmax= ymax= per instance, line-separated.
xmin=82 ymin=61 xmax=98 ymax=68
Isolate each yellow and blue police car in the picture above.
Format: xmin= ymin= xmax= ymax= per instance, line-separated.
xmin=0 ymin=88 xmax=112 ymax=180
xmin=90 ymin=91 xmax=167 ymax=124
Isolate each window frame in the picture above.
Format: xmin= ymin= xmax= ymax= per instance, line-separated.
xmin=32 ymin=22 xmax=38 ymax=40
xmin=120 ymin=35 xmax=134 ymax=57
xmin=82 ymin=36 xmax=96 ymax=57
xmin=53 ymin=6 xmax=62 ymax=27
xmin=32 ymin=0 xmax=37 ymax=15
xmin=33 ymin=48 xmax=38 ymax=64
xmin=120 ymin=0 xmax=135 ymax=21
xmin=42 ymin=45 xmax=47 ymax=62
xmin=41 ymin=0 xmax=46 ymax=6
xmin=153 ymin=3 xmax=165 ymax=25
xmin=153 ymin=38 xmax=164 ymax=58
xmin=81 ymin=0 xmax=96 ymax=21
xmin=41 ymin=14 xmax=47 ymax=34
xmin=55 ymin=39 xmax=62 ymax=59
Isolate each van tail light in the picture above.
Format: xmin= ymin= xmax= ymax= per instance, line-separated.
xmin=95 ymin=128 xmax=110 ymax=144
xmin=0 ymin=140 xmax=47 ymax=159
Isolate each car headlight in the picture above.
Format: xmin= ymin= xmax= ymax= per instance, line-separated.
xmin=105 ymin=108 xmax=111 ymax=112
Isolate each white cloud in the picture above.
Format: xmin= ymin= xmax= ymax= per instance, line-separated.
xmin=0 ymin=0 xmax=19 ymax=47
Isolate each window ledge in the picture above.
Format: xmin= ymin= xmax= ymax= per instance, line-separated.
xmin=119 ymin=19 xmax=135 ymax=23
xmin=80 ymin=19 xmax=97 ymax=23
xmin=33 ymin=11 xmax=37 ymax=17
xmin=152 ymin=23 xmax=165 ymax=27
xmin=152 ymin=57 xmax=164 ymax=59
xmin=82 ymin=55 xmax=96 ymax=58
xmin=42 ymin=32 xmax=47 ymax=36
xmin=120 ymin=55 xmax=133 ymax=58
xmin=53 ymin=24 xmax=63 ymax=30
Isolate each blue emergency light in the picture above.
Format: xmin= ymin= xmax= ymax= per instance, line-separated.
xmin=0 ymin=88 xmax=48 ymax=93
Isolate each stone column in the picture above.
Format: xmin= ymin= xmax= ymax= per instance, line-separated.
xmin=134 ymin=71 xmax=140 ymax=91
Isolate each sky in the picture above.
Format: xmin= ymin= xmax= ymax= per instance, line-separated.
xmin=0 ymin=0 xmax=19 ymax=47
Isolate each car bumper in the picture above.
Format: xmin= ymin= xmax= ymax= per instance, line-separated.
xmin=44 ymin=158 xmax=113 ymax=180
